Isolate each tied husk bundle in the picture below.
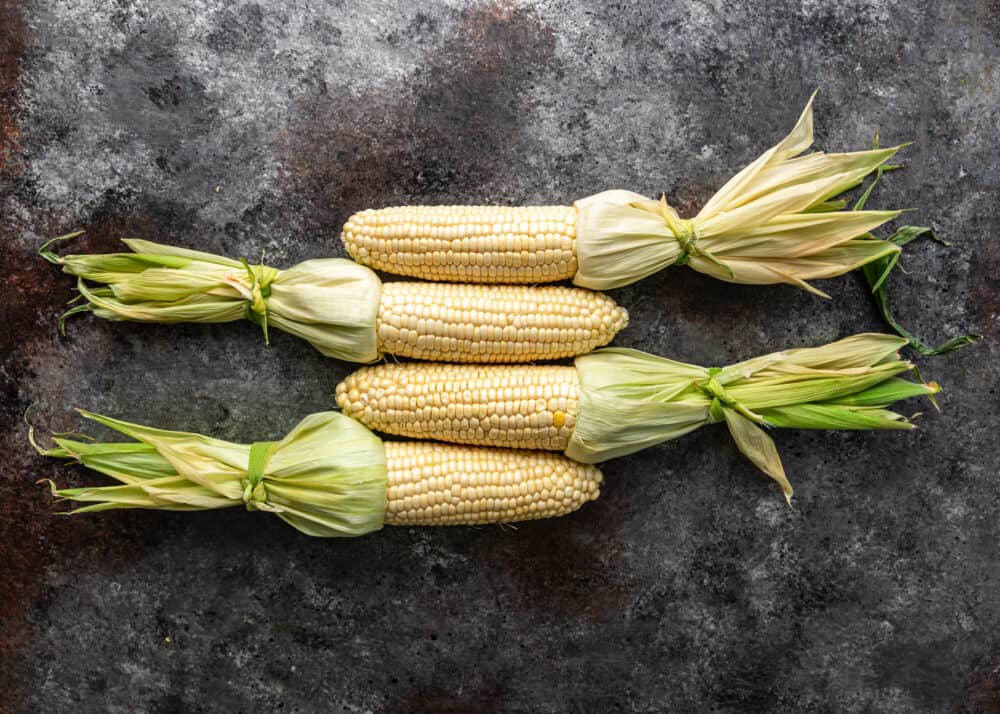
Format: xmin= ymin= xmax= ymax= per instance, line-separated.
xmin=568 ymin=334 xmax=939 ymax=502
xmin=40 ymin=237 xmax=383 ymax=363
xmin=33 ymin=411 xmax=389 ymax=537
xmin=574 ymin=93 xmax=904 ymax=293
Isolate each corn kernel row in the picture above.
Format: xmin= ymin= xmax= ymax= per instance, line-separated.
xmin=344 ymin=205 xmax=578 ymax=283
xmin=382 ymin=441 xmax=601 ymax=526
xmin=339 ymin=363 xmax=579 ymax=450
xmin=375 ymin=282 xmax=626 ymax=363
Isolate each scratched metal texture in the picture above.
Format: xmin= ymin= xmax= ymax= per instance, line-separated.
xmin=1 ymin=1 xmax=998 ymax=712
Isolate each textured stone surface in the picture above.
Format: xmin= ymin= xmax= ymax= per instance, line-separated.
xmin=1 ymin=0 xmax=998 ymax=711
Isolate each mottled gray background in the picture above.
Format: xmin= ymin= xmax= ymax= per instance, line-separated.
xmin=1 ymin=0 xmax=998 ymax=712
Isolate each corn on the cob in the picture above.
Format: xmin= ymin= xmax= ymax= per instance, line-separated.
xmin=338 ymin=363 xmax=579 ymax=450
xmin=41 ymin=238 xmax=627 ymax=363
xmin=377 ymin=282 xmax=623 ymax=363
xmin=344 ymin=205 xmax=578 ymax=283
xmin=35 ymin=411 xmax=602 ymax=537
xmin=337 ymin=334 xmax=940 ymax=502
xmin=342 ymin=96 xmax=904 ymax=295
xmin=383 ymin=441 xmax=599 ymax=526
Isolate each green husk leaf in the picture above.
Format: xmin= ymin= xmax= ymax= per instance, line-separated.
xmin=47 ymin=438 xmax=179 ymax=483
xmin=38 ymin=231 xmax=88 ymax=264
xmin=805 ymin=199 xmax=848 ymax=213
xmin=722 ymin=409 xmax=792 ymax=505
xmin=849 ymin=137 xmax=980 ymax=355
xmin=60 ymin=252 xmax=196 ymax=282
xmin=34 ymin=410 xmax=389 ymax=537
xmin=569 ymin=333 xmax=938 ymax=502
xmin=821 ymin=377 xmax=939 ymax=407
xmin=723 ymin=363 xmax=911 ymax=410
xmin=121 ymin=238 xmax=244 ymax=267
xmin=42 ymin=236 xmax=384 ymax=362
xmin=76 ymin=278 xmax=247 ymax=324
xmin=758 ymin=404 xmax=913 ymax=430
xmin=860 ymin=226 xmax=981 ymax=355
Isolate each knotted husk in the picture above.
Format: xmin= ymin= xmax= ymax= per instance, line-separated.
xmin=573 ymin=94 xmax=902 ymax=293
xmin=42 ymin=238 xmax=383 ymax=363
xmin=35 ymin=411 xmax=388 ymax=537
xmin=567 ymin=334 xmax=939 ymax=503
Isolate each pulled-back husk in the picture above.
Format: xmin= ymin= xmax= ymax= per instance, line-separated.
xmin=34 ymin=411 xmax=388 ymax=537
xmin=41 ymin=237 xmax=382 ymax=362
xmin=568 ymin=334 xmax=939 ymax=502
xmin=574 ymin=94 xmax=903 ymax=293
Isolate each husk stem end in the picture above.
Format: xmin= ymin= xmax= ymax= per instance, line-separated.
xmin=57 ymin=299 xmax=93 ymax=336
xmin=38 ymin=230 xmax=86 ymax=265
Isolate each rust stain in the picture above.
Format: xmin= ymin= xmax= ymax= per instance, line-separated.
xmin=0 ymin=196 xmax=179 ymax=709
xmin=0 ymin=0 xmax=23 ymax=175
xmin=0 ymin=5 xmax=40 ymax=708
xmin=0 ymin=218 xmax=126 ymax=358
xmin=276 ymin=0 xmax=558 ymax=242
xmin=0 ymin=189 xmax=170 ymax=358
xmin=954 ymin=657 xmax=1000 ymax=713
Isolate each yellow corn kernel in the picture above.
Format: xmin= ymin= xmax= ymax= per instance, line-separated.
xmin=344 ymin=205 xmax=578 ymax=283
xmin=338 ymin=363 xmax=580 ymax=450
xmin=382 ymin=441 xmax=601 ymax=526
xmin=375 ymin=282 xmax=627 ymax=363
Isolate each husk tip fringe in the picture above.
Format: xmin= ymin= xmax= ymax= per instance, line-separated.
xmin=38 ymin=230 xmax=86 ymax=264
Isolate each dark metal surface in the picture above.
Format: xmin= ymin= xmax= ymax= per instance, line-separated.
xmin=2 ymin=1 xmax=998 ymax=711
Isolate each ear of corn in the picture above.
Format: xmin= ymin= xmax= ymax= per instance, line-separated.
xmin=35 ymin=411 xmax=602 ymax=537
xmin=36 ymin=410 xmax=389 ymax=537
xmin=336 ymin=334 xmax=939 ymax=503
xmin=45 ymin=238 xmax=384 ymax=363
xmin=338 ymin=363 xmax=579 ymax=450
xmin=375 ymin=282 xmax=626 ymax=363
xmin=341 ymin=95 xmax=902 ymax=294
xmin=571 ymin=334 xmax=936 ymax=502
xmin=344 ymin=205 xmax=578 ymax=283
xmin=383 ymin=441 xmax=600 ymax=526
xmin=42 ymin=237 xmax=628 ymax=364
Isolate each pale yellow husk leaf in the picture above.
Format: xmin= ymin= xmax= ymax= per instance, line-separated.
xmin=45 ymin=411 xmax=389 ymax=537
xmin=64 ymin=240 xmax=383 ymax=363
xmin=573 ymin=94 xmax=902 ymax=291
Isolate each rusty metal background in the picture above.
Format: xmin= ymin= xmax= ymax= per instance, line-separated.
xmin=2 ymin=1 xmax=998 ymax=711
